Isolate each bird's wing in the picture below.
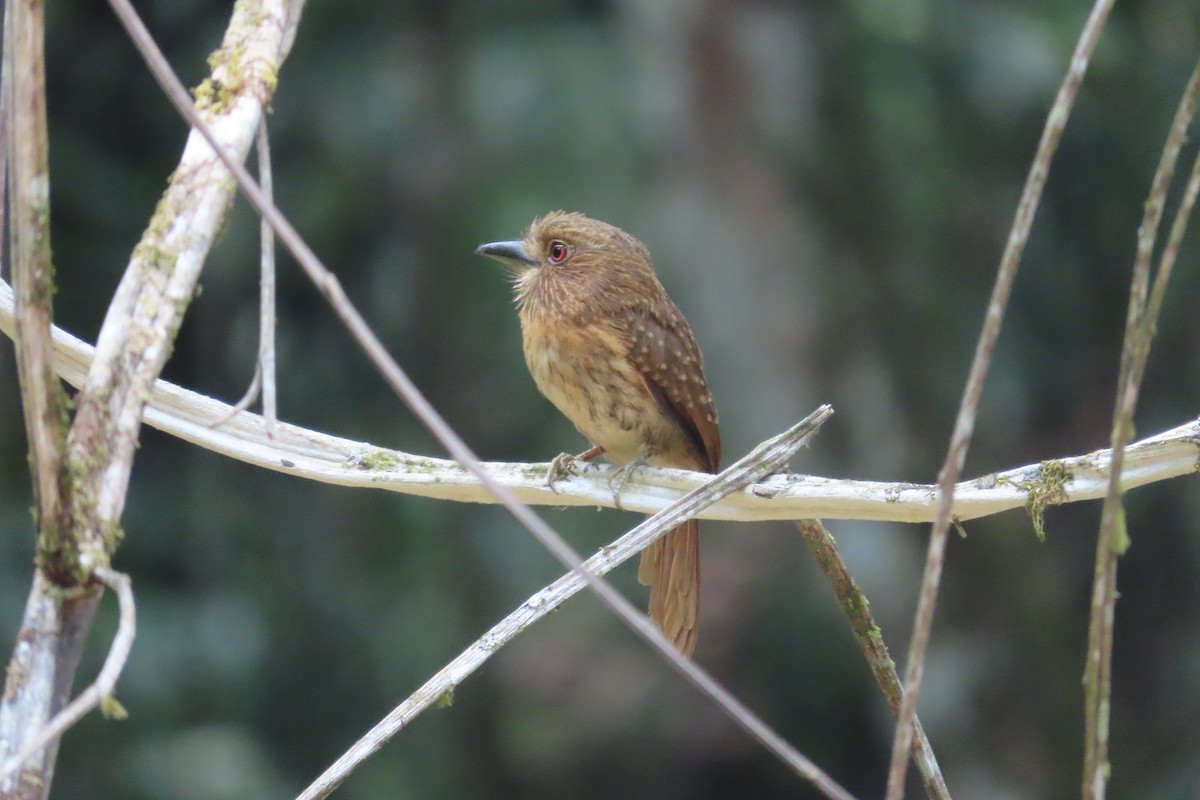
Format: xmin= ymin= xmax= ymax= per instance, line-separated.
xmin=621 ymin=303 xmax=721 ymax=472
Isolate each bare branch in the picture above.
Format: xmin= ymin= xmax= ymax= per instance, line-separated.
xmin=299 ymin=408 xmax=858 ymax=800
xmin=0 ymin=1 xmax=94 ymax=796
xmin=5 ymin=0 xmax=71 ymax=571
xmin=884 ymin=2 xmax=1116 ymax=796
xmin=1 ymin=280 xmax=1196 ymax=527
xmin=0 ymin=569 xmax=136 ymax=783
xmin=214 ymin=362 xmax=264 ymax=423
xmin=212 ymin=119 xmax=280 ymax=431
xmin=1083 ymin=57 xmax=1200 ymax=800
xmin=797 ymin=520 xmax=949 ymax=800
xmin=256 ymin=120 xmax=278 ymax=435
xmin=0 ymin=580 xmax=103 ymax=799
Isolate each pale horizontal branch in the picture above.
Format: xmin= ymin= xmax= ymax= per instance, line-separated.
xmin=2 ymin=278 xmax=1196 ymax=525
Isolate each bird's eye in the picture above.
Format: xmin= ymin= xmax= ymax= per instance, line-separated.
xmin=547 ymin=240 xmax=569 ymax=264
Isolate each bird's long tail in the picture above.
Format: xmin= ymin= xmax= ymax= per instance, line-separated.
xmin=638 ymin=518 xmax=700 ymax=657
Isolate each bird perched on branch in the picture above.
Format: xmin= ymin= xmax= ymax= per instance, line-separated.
xmin=477 ymin=211 xmax=720 ymax=656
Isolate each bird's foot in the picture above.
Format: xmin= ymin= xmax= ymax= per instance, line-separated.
xmin=546 ymin=445 xmax=605 ymax=493
xmin=608 ymin=453 xmax=649 ymax=511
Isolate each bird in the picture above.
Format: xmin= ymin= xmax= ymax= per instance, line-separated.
xmin=476 ymin=211 xmax=720 ymax=656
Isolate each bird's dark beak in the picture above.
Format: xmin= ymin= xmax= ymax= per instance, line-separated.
xmin=475 ymin=240 xmax=537 ymax=271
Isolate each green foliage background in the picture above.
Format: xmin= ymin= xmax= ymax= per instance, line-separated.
xmin=2 ymin=1 xmax=1199 ymax=798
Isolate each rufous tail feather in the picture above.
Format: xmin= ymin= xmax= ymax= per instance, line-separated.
xmin=638 ymin=518 xmax=700 ymax=657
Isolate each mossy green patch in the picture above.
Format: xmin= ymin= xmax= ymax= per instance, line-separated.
xmin=1022 ymin=459 xmax=1071 ymax=542
xmin=360 ymin=450 xmax=400 ymax=471
xmin=101 ymin=695 xmax=129 ymax=720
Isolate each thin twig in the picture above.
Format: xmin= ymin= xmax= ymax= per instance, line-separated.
xmin=256 ymin=118 xmax=278 ymax=435
xmin=0 ymin=1 xmax=91 ymax=795
xmin=1082 ymin=58 xmax=1200 ymax=800
xmin=0 ymin=569 xmax=136 ymax=782
xmin=300 ymin=409 xmax=857 ymax=800
xmin=215 ymin=119 xmax=278 ymax=431
xmin=6 ymin=0 xmax=69 ymax=560
xmin=796 ymin=520 xmax=949 ymax=800
xmin=884 ymin=2 xmax=1115 ymax=796
xmin=2 ymin=278 xmax=1197 ymax=527
xmin=212 ymin=362 xmax=263 ymax=424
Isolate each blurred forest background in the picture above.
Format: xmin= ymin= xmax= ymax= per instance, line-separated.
xmin=2 ymin=1 xmax=1199 ymax=798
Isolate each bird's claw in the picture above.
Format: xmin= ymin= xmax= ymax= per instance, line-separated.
xmin=545 ymin=445 xmax=606 ymax=493
xmin=545 ymin=452 xmax=581 ymax=493
xmin=608 ymin=455 xmax=648 ymax=511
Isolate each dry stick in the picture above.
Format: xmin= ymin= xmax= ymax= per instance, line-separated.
xmin=216 ymin=362 xmax=263 ymax=423
xmin=257 ymin=119 xmax=278 ymax=435
xmin=6 ymin=0 xmax=67 ymax=550
xmin=209 ymin=120 xmax=278 ymax=430
xmin=796 ymin=520 xmax=949 ymax=800
xmin=0 ymin=1 xmax=93 ymax=795
xmin=1 ymin=281 xmax=1197 ymax=523
xmin=3 ymin=281 xmax=1197 ymax=526
xmin=1082 ymin=61 xmax=1200 ymax=800
xmin=104 ymin=2 xmax=853 ymax=796
xmin=300 ymin=410 xmax=854 ymax=800
xmin=0 ymin=569 xmax=136 ymax=782
xmin=0 ymin=581 xmax=103 ymax=798
xmin=883 ymin=2 xmax=1115 ymax=797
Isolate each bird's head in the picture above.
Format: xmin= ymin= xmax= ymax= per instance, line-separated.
xmin=476 ymin=211 xmax=657 ymax=315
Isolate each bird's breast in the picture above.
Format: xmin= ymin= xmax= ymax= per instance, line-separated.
xmin=520 ymin=316 xmax=664 ymax=465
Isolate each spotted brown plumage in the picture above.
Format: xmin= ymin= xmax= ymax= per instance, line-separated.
xmin=477 ymin=211 xmax=720 ymax=656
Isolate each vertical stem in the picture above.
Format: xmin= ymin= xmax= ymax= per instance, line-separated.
xmin=796 ymin=520 xmax=949 ymax=800
xmin=0 ymin=581 xmax=102 ymax=800
xmin=0 ymin=4 xmax=101 ymax=796
xmin=256 ymin=120 xmax=277 ymax=434
xmin=883 ymin=2 xmax=1114 ymax=797
xmin=6 ymin=0 xmax=73 ymax=578
xmin=1081 ymin=60 xmax=1200 ymax=799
